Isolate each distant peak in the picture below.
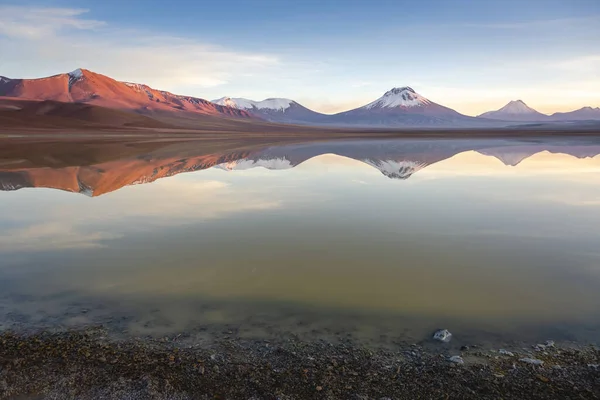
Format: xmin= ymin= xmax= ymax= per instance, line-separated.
xmin=211 ymin=97 xmax=293 ymax=111
xmin=384 ymin=87 xmax=416 ymax=96
xmin=68 ymin=68 xmax=84 ymax=78
xmin=495 ymin=99 xmax=540 ymax=114
xmin=364 ymin=86 xmax=430 ymax=109
xmin=67 ymin=68 xmax=86 ymax=88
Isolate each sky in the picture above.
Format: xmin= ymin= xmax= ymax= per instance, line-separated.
xmin=0 ymin=0 xmax=599 ymax=115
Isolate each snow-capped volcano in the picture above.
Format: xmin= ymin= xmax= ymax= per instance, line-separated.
xmin=211 ymin=96 xmax=327 ymax=124
xmin=478 ymin=100 xmax=548 ymax=122
xmin=363 ymin=87 xmax=431 ymax=109
xmin=362 ymin=159 xmax=428 ymax=179
xmin=328 ymin=86 xmax=486 ymax=127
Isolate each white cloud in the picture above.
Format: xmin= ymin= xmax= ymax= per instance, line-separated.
xmin=0 ymin=6 xmax=281 ymax=91
xmin=0 ymin=221 xmax=123 ymax=252
xmin=0 ymin=177 xmax=281 ymax=253
xmin=0 ymin=7 xmax=105 ymax=39
xmin=553 ymin=55 xmax=600 ymax=74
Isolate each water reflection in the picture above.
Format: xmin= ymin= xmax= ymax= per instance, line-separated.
xmin=1 ymin=137 xmax=600 ymax=196
xmin=1 ymin=136 xmax=600 ymax=347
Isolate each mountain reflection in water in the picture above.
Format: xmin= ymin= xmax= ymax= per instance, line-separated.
xmin=1 ymin=136 xmax=600 ymax=347
xmin=1 ymin=137 xmax=599 ymax=196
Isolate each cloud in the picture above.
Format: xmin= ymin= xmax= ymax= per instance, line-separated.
xmin=553 ymin=55 xmax=600 ymax=74
xmin=115 ymin=178 xmax=281 ymax=222
xmin=0 ymin=7 xmax=105 ymax=39
xmin=0 ymin=177 xmax=281 ymax=253
xmin=0 ymin=6 xmax=281 ymax=90
xmin=0 ymin=221 xmax=123 ymax=252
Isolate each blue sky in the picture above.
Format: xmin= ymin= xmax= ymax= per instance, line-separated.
xmin=0 ymin=0 xmax=599 ymax=115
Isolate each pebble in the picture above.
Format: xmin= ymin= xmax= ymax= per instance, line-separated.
xmin=432 ymin=329 xmax=452 ymax=343
xmin=448 ymin=356 xmax=464 ymax=364
xmin=534 ymin=340 xmax=556 ymax=351
xmin=519 ymin=358 xmax=544 ymax=365
xmin=499 ymin=349 xmax=514 ymax=357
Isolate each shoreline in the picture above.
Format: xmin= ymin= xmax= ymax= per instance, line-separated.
xmin=1 ymin=327 xmax=598 ymax=399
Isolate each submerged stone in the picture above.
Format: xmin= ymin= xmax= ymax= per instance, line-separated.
xmin=448 ymin=355 xmax=464 ymax=364
xmin=433 ymin=329 xmax=452 ymax=343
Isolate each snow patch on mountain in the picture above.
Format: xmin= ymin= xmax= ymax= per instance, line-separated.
xmin=68 ymin=68 xmax=84 ymax=88
xmin=124 ymin=82 xmax=155 ymax=99
xmin=0 ymin=182 xmax=23 ymax=191
xmin=362 ymin=159 xmax=428 ymax=179
xmin=0 ymin=76 xmax=10 ymax=84
xmin=214 ymin=158 xmax=293 ymax=171
xmin=212 ymin=97 xmax=293 ymax=112
xmin=69 ymin=69 xmax=83 ymax=79
xmin=363 ymin=87 xmax=431 ymax=109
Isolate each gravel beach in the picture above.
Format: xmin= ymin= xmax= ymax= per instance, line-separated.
xmin=1 ymin=328 xmax=598 ymax=399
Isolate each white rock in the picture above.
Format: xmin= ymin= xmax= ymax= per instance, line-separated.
xmin=449 ymin=356 xmax=464 ymax=364
xmin=499 ymin=349 xmax=515 ymax=357
xmin=433 ymin=329 xmax=452 ymax=343
xmin=520 ymin=358 xmax=544 ymax=365
xmin=535 ymin=340 xmax=555 ymax=351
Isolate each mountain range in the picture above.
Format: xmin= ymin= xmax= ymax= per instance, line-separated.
xmin=1 ymin=68 xmax=599 ymax=129
xmin=1 ymin=138 xmax=599 ymax=196
xmin=478 ymin=100 xmax=600 ymax=122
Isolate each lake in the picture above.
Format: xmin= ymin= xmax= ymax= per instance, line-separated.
xmin=1 ymin=136 xmax=600 ymax=349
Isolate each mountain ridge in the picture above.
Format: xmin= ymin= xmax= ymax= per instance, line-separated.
xmin=2 ymin=68 xmax=599 ymax=127
xmin=0 ymin=68 xmax=254 ymax=120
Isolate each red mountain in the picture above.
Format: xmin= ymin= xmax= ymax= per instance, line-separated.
xmin=0 ymin=69 xmax=252 ymax=119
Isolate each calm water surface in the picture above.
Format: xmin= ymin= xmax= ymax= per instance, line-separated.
xmin=1 ymin=136 xmax=600 ymax=348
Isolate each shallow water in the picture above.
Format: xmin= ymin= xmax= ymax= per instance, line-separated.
xmin=1 ymin=136 xmax=600 ymax=348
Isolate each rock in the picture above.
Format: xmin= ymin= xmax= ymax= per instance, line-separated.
xmin=588 ymin=364 xmax=599 ymax=369
xmin=499 ymin=349 xmax=514 ymax=357
xmin=534 ymin=341 xmax=555 ymax=351
xmin=460 ymin=345 xmax=469 ymax=351
xmin=537 ymin=375 xmax=549 ymax=383
xmin=519 ymin=358 xmax=544 ymax=366
xmin=316 ymin=386 xmax=323 ymax=391
xmin=432 ymin=329 xmax=452 ymax=343
xmin=448 ymin=356 xmax=464 ymax=364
